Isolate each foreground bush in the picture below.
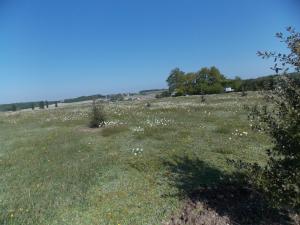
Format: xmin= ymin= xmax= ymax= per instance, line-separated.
xmin=243 ymin=27 xmax=300 ymax=211
xmin=89 ymin=100 xmax=106 ymax=128
xmin=248 ymin=76 xmax=300 ymax=210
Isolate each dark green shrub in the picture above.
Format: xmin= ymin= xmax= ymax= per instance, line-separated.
xmin=173 ymin=89 xmax=184 ymax=97
xmin=89 ymin=100 xmax=106 ymax=128
xmin=240 ymin=27 xmax=300 ymax=211
xmin=156 ymin=90 xmax=171 ymax=98
xmin=248 ymin=76 xmax=300 ymax=210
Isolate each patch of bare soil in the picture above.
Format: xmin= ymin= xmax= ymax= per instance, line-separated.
xmin=164 ymin=200 xmax=230 ymax=225
xmin=164 ymin=184 xmax=299 ymax=225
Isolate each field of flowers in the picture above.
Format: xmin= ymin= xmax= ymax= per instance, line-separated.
xmin=0 ymin=92 xmax=271 ymax=225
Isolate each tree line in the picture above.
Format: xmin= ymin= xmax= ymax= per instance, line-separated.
xmin=160 ymin=66 xmax=300 ymax=97
xmin=0 ymin=101 xmax=58 ymax=112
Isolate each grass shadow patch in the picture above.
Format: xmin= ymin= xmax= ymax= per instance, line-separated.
xmin=212 ymin=147 xmax=234 ymax=155
xmin=214 ymin=126 xmax=231 ymax=134
xmin=101 ymin=125 xmax=129 ymax=137
xmin=163 ymin=155 xmax=293 ymax=225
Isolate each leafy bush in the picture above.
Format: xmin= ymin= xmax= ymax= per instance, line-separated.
xmin=205 ymin=83 xmax=224 ymax=94
xmin=248 ymin=76 xmax=300 ymax=210
xmin=173 ymin=89 xmax=185 ymax=97
xmin=89 ymin=100 xmax=106 ymax=128
xmin=240 ymin=27 xmax=300 ymax=211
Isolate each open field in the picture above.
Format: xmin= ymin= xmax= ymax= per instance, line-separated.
xmin=0 ymin=92 xmax=271 ymax=225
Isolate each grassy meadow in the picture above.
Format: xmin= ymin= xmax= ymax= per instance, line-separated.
xmin=0 ymin=92 xmax=271 ymax=225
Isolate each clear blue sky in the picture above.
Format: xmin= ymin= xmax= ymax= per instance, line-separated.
xmin=0 ymin=0 xmax=299 ymax=103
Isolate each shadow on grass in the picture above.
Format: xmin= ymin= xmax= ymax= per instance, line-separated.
xmin=163 ymin=155 xmax=293 ymax=225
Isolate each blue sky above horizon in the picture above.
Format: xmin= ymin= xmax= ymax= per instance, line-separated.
xmin=0 ymin=0 xmax=299 ymax=104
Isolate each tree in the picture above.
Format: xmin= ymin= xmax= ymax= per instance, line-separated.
xmin=166 ymin=68 xmax=185 ymax=93
xmin=55 ymin=102 xmax=58 ymax=108
xmin=45 ymin=101 xmax=49 ymax=108
xmin=39 ymin=101 xmax=44 ymax=109
xmin=183 ymin=72 xmax=197 ymax=94
xmin=31 ymin=103 xmax=35 ymax=110
xmin=233 ymin=76 xmax=242 ymax=91
xmin=208 ymin=66 xmax=225 ymax=84
xmin=194 ymin=67 xmax=225 ymax=94
xmin=247 ymin=27 xmax=300 ymax=210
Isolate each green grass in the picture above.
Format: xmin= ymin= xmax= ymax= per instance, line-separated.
xmin=0 ymin=92 xmax=270 ymax=225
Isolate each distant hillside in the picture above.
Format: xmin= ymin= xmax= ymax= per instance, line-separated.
xmin=139 ymin=89 xmax=167 ymax=95
xmin=63 ymin=94 xmax=106 ymax=103
xmin=242 ymin=72 xmax=300 ymax=91
xmin=1 ymin=74 xmax=299 ymax=112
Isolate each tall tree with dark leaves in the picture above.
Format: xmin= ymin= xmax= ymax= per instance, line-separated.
xmin=166 ymin=68 xmax=185 ymax=93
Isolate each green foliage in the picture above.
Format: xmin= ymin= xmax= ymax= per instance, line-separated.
xmin=139 ymin=89 xmax=166 ymax=95
xmin=164 ymin=67 xmax=300 ymax=98
xmin=243 ymin=27 xmax=300 ymax=211
xmin=166 ymin=66 xmax=226 ymax=96
xmin=242 ymin=74 xmax=278 ymax=91
xmin=31 ymin=103 xmax=35 ymax=110
xmin=55 ymin=102 xmax=58 ymax=108
xmin=232 ymin=76 xmax=242 ymax=91
xmin=0 ymin=101 xmax=55 ymax=112
xmin=45 ymin=101 xmax=49 ymax=108
xmin=173 ymin=88 xmax=185 ymax=97
xmin=249 ymin=77 xmax=300 ymax=210
xmin=89 ymin=100 xmax=106 ymax=128
xmin=155 ymin=90 xmax=171 ymax=98
xmin=166 ymin=68 xmax=186 ymax=93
